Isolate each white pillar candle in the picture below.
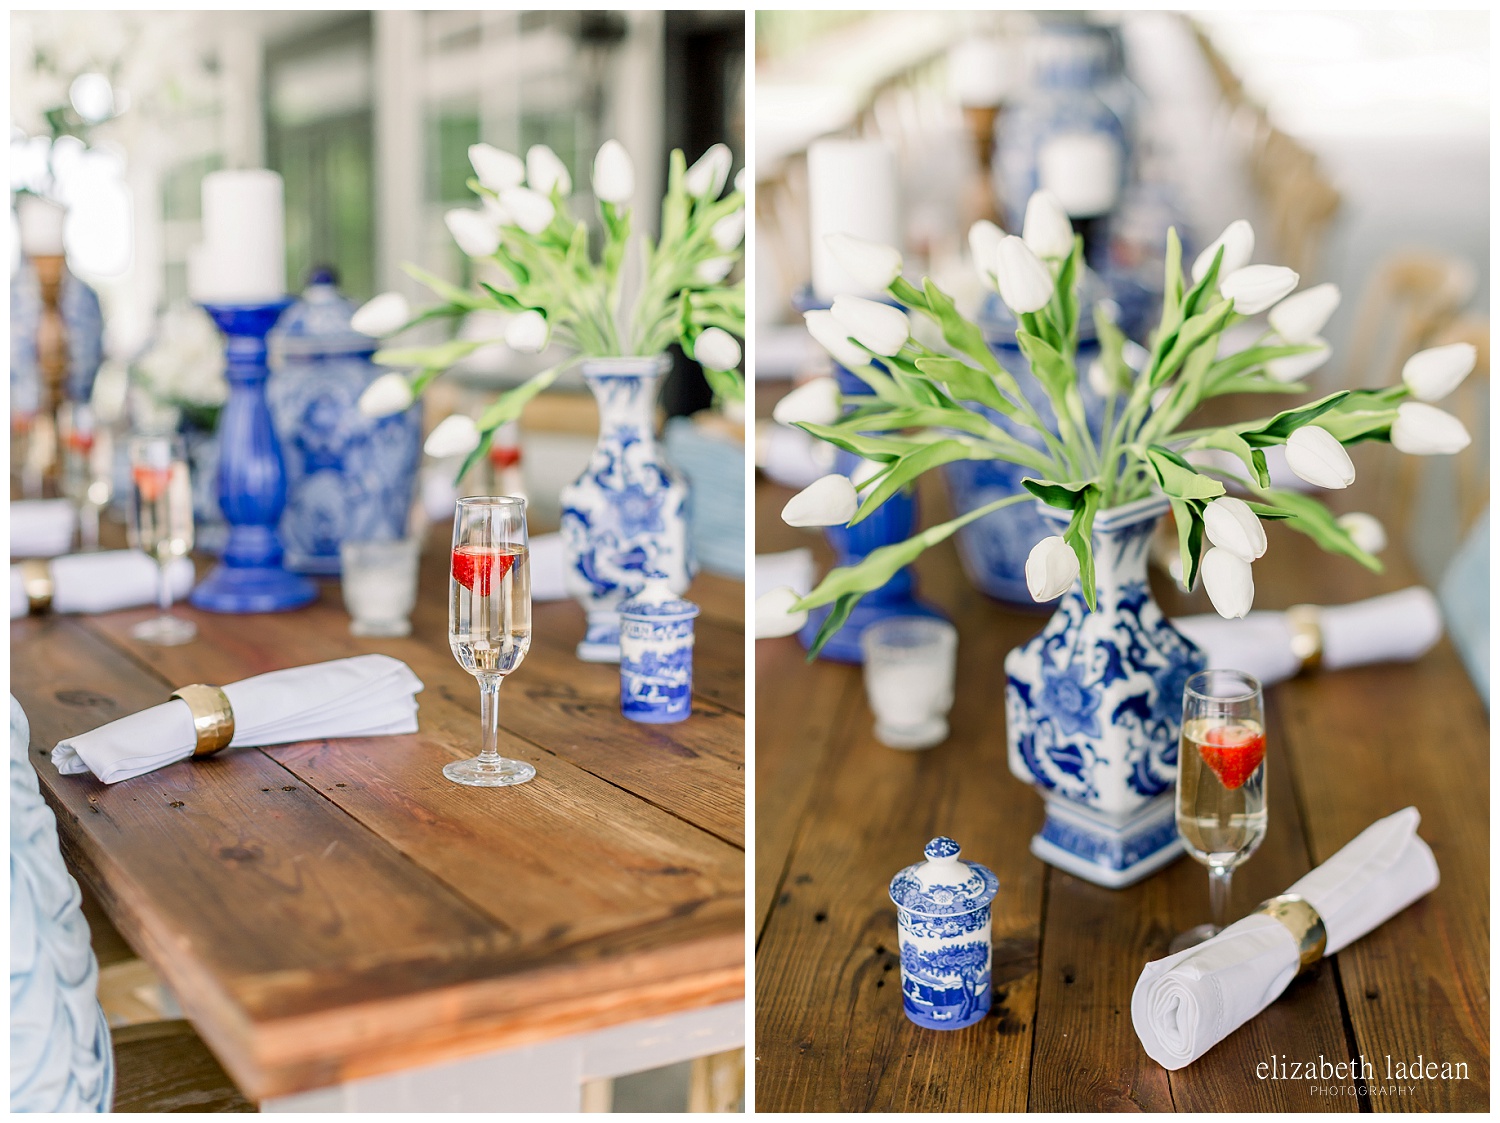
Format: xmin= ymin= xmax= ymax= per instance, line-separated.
xmin=807 ymin=138 xmax=900 ymax=302
xmin=948 ymin=38 xmax=1013 ymax=109
xmin=17 ymin=195 xmax=66 ymax=257
xmin=189 ymin=169 xmax=286 ymax=304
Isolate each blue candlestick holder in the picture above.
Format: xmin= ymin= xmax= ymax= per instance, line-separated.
xmin=793 ymin=287 xmax=944 ymax=663
xmin=189 ymin=301 xmax=318 ymax=614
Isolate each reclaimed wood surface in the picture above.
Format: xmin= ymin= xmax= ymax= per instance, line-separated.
xmin=12 ymin=523 xmax=744 ymax=1101
xmin=753 ymin=460 xmax=1488 ymax=1112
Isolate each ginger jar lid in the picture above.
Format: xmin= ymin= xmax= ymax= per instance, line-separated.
xmin=271 ymin=269 xmax=379 ymax=360
xmin=619 ymin=577 xmax=699 ymax=622
xmin=889 ymin=837 xmax=998 ymax=917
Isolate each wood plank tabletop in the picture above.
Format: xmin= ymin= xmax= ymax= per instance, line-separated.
xmin=11 ymin=522 xmax=745 ymax=1102
xmin=753 ymin=463 xmax=1487 ymax=1112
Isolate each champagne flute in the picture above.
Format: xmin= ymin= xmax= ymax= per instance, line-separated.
xmin=1171 ymin=669 xmax=1268 ymax=953
xmin=446 ymin=496 xmax=535 ymax=787
xmin=58 ymin=402 xmax=107 ymax=550
xmin=127 ymin=435 xmax=197 ymax=646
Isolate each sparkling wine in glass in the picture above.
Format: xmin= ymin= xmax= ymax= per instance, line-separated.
xmin=446 ymin=495 xmax=535 ymax=787
xmin=127 ymin=435 xmax=197 ymax=646
xmin=1171 ymin=669 xmax=1267 ymax=953
xmin=59 ymin=402 xmax=110 ymax=550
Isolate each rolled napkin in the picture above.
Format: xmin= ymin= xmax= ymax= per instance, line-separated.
xmin=52 ymin=654 xmax=424 ymax=784
xmin=10 ymin=552 xmax=196 ymax=620
xmin=1132 ymin=807 xmax=1439 ymax=1070
xmin=1173 ymin=587 xmax=1443 ymax=687
xmin=11 ymin=501 xmax=78 ymax=560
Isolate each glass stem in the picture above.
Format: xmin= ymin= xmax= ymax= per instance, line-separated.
xmin=478 ymin=676 xmax=502 ymax=764
xmin=1208 ymin=864 xmax=1233 ymax=932
xmin=157 ymin=557 xmax=172 ymax=618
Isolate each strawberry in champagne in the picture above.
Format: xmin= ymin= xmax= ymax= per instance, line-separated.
xmin=449 ymin=544 xmax=531 ymax=677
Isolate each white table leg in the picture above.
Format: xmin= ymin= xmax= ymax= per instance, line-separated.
xmin=260 ymin=1000 xmax=745 ymax=1113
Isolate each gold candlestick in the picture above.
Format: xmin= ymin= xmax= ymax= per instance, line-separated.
xmin=30 ymin=252 xmax=70 ymax=495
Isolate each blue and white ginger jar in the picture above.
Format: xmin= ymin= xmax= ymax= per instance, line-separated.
xmin=561 ymin=356 xmax=693 ymax=663
xmin=889 ymin=837 xmax=998 ymax=1031
xmin=1005 ymin=494 xmax=1205 ymax=888
xmin=267 ymin=273 xmax=423 ymax=574
xmin=619 ymin=578 xmax=699 ymax=724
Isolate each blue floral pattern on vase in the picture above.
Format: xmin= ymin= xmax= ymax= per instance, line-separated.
xmin=618 ymin=581 xmax=698 ymax=724
xmin=561 ymin=357 xmax=693 ymax=663
xmin=1005 ymin=495 xmax=1205 ymax=888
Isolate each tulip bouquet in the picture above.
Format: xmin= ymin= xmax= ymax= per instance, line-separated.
xmin=770 ymin=190 xmax=1475 ymax=654
xmin=353 ymin=140 xmax=746 ymax=471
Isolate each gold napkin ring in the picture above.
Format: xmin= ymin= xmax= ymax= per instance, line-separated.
xmin=170 ymin=684 xmax=235 ymax=758
xmin=20 ymin=559 xmax=53 ymax=614
xmin=1286 ymin=604 xmax=1324 ymax=674
xmin=1254 ymin=893 xmax=1327 ymax=973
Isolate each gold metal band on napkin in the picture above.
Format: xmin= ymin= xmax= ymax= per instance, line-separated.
xmin=1286 ymin=604 xmax=1324 ymax=674
xmin=20 ymin=559 xmax=53 ymax=614
xmin=169 ymin=684 xmax=235 ymax=758
xmin=1254 ymin=893 xmax=1327 ymax=973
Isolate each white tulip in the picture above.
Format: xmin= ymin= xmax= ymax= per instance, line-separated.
xmin=444 ymin=209 xmax=500 ymax=257
xmin=1284 ymin=424 xmax=1355 ymax=489
xmin=684 ymin=143 xmax=732 ymax=197
xmin=804 ymin=309 xmax=867 ymax=370
xmin=711 ymin=208 xmax=745 ymax=251
xmin=829 ymin=295 xmax=910 ymax=357
xmin=1265 ymin=337 xmax=1331 ymax=383
xmin=772 ymin=376 xmax=841 ymax=427
xmin=498 ymin=187 xmax=555 ymax=236
xmin=1203 ymin=496 xmax=1267 ymax=562
xmin=1191 ymin=219 xmax=1255 ymax=283
xmin=350 ymin=292 xmax=410 ymax=338
xmin=1268 ymin=282 xmax=1340 ymax=343
xmin=1219 ymin=265 xmax=1300 ymax=315
xmin=468 ymin=143 xmax=525 ymax=192
xmin=733 ymin=167 xmax=747 ymax=194
xmin=754 ymin=586 xmax=807 ymax=639
xmin=695 ymin=327 xmax=741 ymax=371
xmin=504 ymin=310 xmax=548 ymax=353
xmin=525 ymin=144 xmax=571 ymax=195
xmin=1390 ymin=401 xmax=1471 ymax=455
xmin=1401 ymin=342 xmax=1477 ymax=402
xmin=968 ymin=219 xmax=1004 ymax=281
xmin=591 ymin=139 xmax=634 ymax=204
xmin=481 ymin=194 xmax=513 ymax=227
xmin=1336 ymin=512 xmax=1387 ymax=555
xmin=782 ymin=473 xmax=859 ymax=527
xmin=357 ymin=372 xmax=415 ymax=419
xmin=1025 ymin=536 xmax=1079 ymax=602
xmin=696 ymin=256 xmax=736 ymax=283
xmin=1021 ymin=189 xmax=1074 ymax=259
xmin=1087 ymin=359 xmax=1113 ymax=397
xmin=994 ymin=235 xmax=1055 ymax=314
xmin=424 ymin=414 xmax=481 ymax=459
xmin=1201 ymin=547 xmax=1255 ymax=619
xmin=825 ymin=232 xmax=903 ymax=292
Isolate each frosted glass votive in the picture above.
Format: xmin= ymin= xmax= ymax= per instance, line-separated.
xmin=340 ymin=539 xmax=421 ymax=637
xmin=861 ymin=616 xmax=958 ymax=750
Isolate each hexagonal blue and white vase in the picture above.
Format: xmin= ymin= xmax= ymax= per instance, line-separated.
xmin=561 ymin=356 xmax=693 ymax=663
xmin=619 ymin=578 xmax=698 ymax=724
xmin=889 ymin=837 xmax=998 ymax=1031
xmin=1005 ymin=494 xmax=1205 ymax=888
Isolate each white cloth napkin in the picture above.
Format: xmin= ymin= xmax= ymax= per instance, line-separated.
xmin=529 ymin=532 xmax=568 ymax=602
xmin=1173 ymin=587 xmax=1443 ymax=687
xmin=1132 ymin=807 xmax=1439 ymax=1069
xmin=10 ymin=551 xmax=196 ymax=620
xmin=52 ymin=654 xmax=424 ymax=784
xmin=11 ymin=500 xmax=78 ymax=559
xmin=755 ymin=421 xmax=836 ymax=491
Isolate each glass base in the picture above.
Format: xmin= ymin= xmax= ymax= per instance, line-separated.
xmin=131 ymin=614 xmax=198 ymax=646
xmin=1169 ymin=923 xmax=1222 ymax=955
xmin=875 ymin=717 xmax=949 ymax=750
xmin=350 ymin=617 xmax=412 ymax=637
xmin=442 ymin=755 xmax=536 ymax=788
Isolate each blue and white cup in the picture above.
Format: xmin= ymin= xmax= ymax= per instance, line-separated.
xmin=618 ymin=578 xmax=699 ymax=724
xmin=889 ymin=837 xmax=999 ymax=1031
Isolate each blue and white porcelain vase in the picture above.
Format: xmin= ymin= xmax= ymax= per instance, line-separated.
xmin=889 ymin=837 xmax=997 ymax=1031
xmin=560 ymin=356 xmax=693 ymax=663
xmin=618 ymin=578 xmax=699 ymax=724
xmin=267 ymin=273 xmax=423 ymax=574
xmin=1005 ymin=494 xmax=1205 ymax=888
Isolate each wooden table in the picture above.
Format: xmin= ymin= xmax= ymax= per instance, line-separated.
xmin=754 ymin=470 xmax=1487 ymax=1111
xmin=12 ymin=525 xmax=745 ymax=1109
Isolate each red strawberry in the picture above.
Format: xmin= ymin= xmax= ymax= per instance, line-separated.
xmin=133 ymin=465 xmax=171 ymax=503
xmin=451 ymin=546 xmax=517 ymax=595
xmin=1197 ymin=723 xmax=1266 ymax=790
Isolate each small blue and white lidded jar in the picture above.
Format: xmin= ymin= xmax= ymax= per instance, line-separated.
xmin=889 ymin=837 xmax=998 ymax=1031
xmin=618 ymin=577 xmax=700 ymax=724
